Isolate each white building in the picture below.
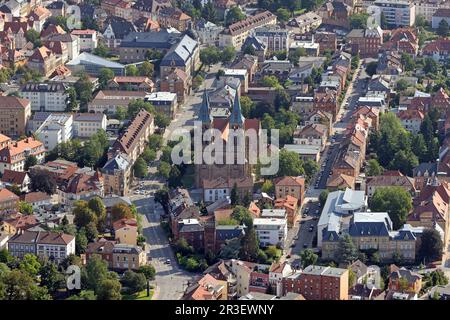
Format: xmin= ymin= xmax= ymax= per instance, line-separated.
xmin=71 ymin=29 xmax=98 ymax=52
xmin=254 ymin=26 xmax=291 ymax=52
xmin=72 ymin=113 xmax=107 ymax=138
xmin=374 ymin=0 xmax=416 ymax=27
xmin=144 ymin=92 xmax=178 ymax=119
xmin=35 ymin=114 xmax=73 ymax=151
xmin=46 ymin=33 xmax=81 ymax=61
xmin=431 ymin=7 xmax=450 ymax=28
xmin=19 ymin=83 xmax=69 ymax=112
xmin=254 ymin=218 xmax=287 ymax=248
xmin=195 ymin=20 xmax=224 ymax=46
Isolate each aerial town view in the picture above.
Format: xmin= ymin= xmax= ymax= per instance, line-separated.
xmin=0 ymin=0 xmax=449 ymax=305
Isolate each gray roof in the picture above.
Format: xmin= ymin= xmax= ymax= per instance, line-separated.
xmin=103 ymin=16 xmax=137 ymax=40
xmin=102 ymin=152 xmax=130 ymax=172
xmin=102 ymin=195 xmax=132 ymax=208
xmin=216 ymin=225 xmax=245 ymax=240
xmin=67 ymin=52 xmax=125 ymax=69
xmin=160 ymin=34 xmax=198 ymax=67
xmin=121 ymin=30 xmax=181 ymax=49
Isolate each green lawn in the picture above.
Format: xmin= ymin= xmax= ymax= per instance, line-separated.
xmin=122 ymin=289 xmax=153 ymax=300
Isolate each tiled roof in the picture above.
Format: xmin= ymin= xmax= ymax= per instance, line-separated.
xmin=274 ymin=176 xmax=305 ymax=187
xmin=226 ymin=11 xmax=276 ymax=36
xmin=0 ymin=169 xmax=28 ymax=185
xmin=113 ymin=218 xmax=138 ymax=231
xmin=0 ymin=96 xmax=30 ymax=109
xmin=20 ymin=191 xmax=51 ymax=203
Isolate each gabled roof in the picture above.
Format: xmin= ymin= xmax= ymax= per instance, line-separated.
xmin=160 ymin=34 xmax=197 ymax=67
xmin=274 ymin=176 xmax=305 ymax=187
xmin=103 ymin=16 xmax=137 ymax=40
xmin=0 ymin=169 xmax=28 ymax=186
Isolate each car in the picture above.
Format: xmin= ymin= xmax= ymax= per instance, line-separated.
xmin=304 ymin=207 xmax=309 ymax=213
xmin=290 ymin=242 xmax=296 ymax=248
xmin=313 ymin=216 xmax=318 ymax=220
xmin=165 ymin=259 xmax=171 ymax=264
xmin=315 ymin=209 xmax=319 ymax=214
xmin=293 ymin=235 xmax=299 ymax=240
xmin=303 ymin=243 xmax=308 ymax=248
xmin=309 ymin=226 xmax=314 ymax=232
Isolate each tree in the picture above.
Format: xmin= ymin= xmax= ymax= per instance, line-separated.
xmin=121 ymin=270 xmax=146 ymax=294
xmin=319 ymin=190 xmax=329 ymax=206
xmin=98 ymin=68 xmax=115 ymax=89
xmin=365 ymin=62 xmax=378 ymax=77
xmin=67 ymin=290 xmax=97 ymax=300
xmin=154 ymin=189 xmax=169 ymax=211
xmin=369 ymin=187 xmax=412 ymax=230
xmin=348 ymin=268 xmax=356 ymax=288
xmin=74 ymin=73 xmax=94 ymax=110
xmin=155 ymin=113 xmax=171 ymax=129
xmin=230 ymin=183 xmax=239 ymax=205
xmin=239 ymin=228 xmax=259 ymax=261
xmin=88 ymin=197 xmax=106 ymax=229
xmin=304 ymin=159 xmax=319 ymax=182
xmin=0 ymin=249 xmax=13 ymax=264
xmin=133 ymin=157 xmax=148 ymax=178
xmin=65 ymin=87 xmax=78 ymax=112
xmin=111 ymin=203 xmax=134 ymax=222
xmin=168 ymin=165 xmax=181 ymax=188
xmin=437 ymin=19 xmax=449 ymax=37
xmin=366 ymin=159 xmax=383 ymax=176
xmin=96 ymin=279 xmax=122 ymax=300
xmin=277 ymin=149 xmax=305 ymax=177
xmin=232 ymin=206 xmax=253 ymax=228
xmin=127 ymin=99 xmax=154 ymax=119
xmin=24 ymin=155 xmax=37 ymax=171
xmin=418 ymin=229 xmax=443 ymax=263
xmin=138 ymin=265 xmax=156 ymax=281
xmin=138 ymin=61 xmax=154 ymax=78
xmin=192 ymin=74 xmax=204 ymax=90
xmin=423 ymin=57 xmax=439 ymax=74
xmin=221 ymin=46 xmax=236 ymax=64
xmin=261 ymin=180 xmax=275 ymax=194
xmin=275 ymin=8 xmax=290 ymax=22
xmin=349 ymin=13 xmax=369 ymax=29
xmin=82 ymin=254 xmax=109 ymax=293
xmin=225 ymin=6 xmax=245 ymax=27
xmin=148 ymin=134 xmax=163 ymax=150
xmin=83 ymin=222 xmax=99 ymax=242
xmin=201 ymin=0 xmax=217 ymax=23
xmin=125 ymin=65 xmax=139 ymax=76
xmin=0 ymin=269 xmax=51 ymax=300
xmin=219 ymin=238 xmax=241 ymax=259
xmin=39 ymin=262 xmax=65 ymax=294
xmin=260 ymin=75 xmax=282 ymax=89
xmin=93 ymin=42 xmax=111 ymax=58
xmin=396 ymin=79 xmax=409 ymax=92
xmin=18 ymin=254 xmax=41 ymax=277
xmin=157 ymin=161 xmax=171 ymax=178
xmin=18 ymin=201 xmax=33 ymax=215
xmin=401 ymin=53 xmax=415 ymax=72
xmin=200 ymin=46 xmax=221 ymax=66
xmin=299 ymin=249 xmax=318 ymax=269
xmin=25 ymin=29 xmax=41 ymax=48
xmin=288 ymin=47 xmax=306 ymax=66
xmin=389 ymin=149 xmax=418 ymax=176
xmin=73 ymin=201 xmax=97 ymax=229
xmin=29 ymin=169 xmax=57 ymax=194
xmin=75 ymin=230 xmax=88 ymax=254
xmin=142 ymin=147 xmax=156 ymax=163
xmin=336 ymin=234 xmax=358 ymax=265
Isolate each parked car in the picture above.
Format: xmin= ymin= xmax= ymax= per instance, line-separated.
xmin=293 ymin=235 xmax=299 ymax=240
xmin=303 ymin=243 xmax=308 ymax=248
xmin=165 ymin=259 xmax=171 ymax=264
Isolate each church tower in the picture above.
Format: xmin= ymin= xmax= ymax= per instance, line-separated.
xmin=199 ymin=88 xmax=212 ymax=129
xmin=229 ymin=92 xmax=245 ymax=130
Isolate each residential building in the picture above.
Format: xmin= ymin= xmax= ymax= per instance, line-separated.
xmin=413 ymin=0 xmax=450 ymax=22
xmin=422 ymin=38 xmax=450 ymax=61
xmin=19 ymin=191 xmax=52 ymax=209
xmin=219 ymin=11 xmax=277 ymax=50
xmin=109 ymin=109 xmax=154 ymax=164
xmin=0 ymin=96 xmax=31 ymax=137
xmin=318 ymin=1 xmax=353 ymax=29
xmin=253 ymin=218 xmax=287 ymax=248
xmin=113 ymin=218 xmax=138 ymax=245
xmin=389 ymin=265 xmax=422 ymax=293
xmin=0 ymin=214 xmax=38 ymax=234
xmin=28 ymin=46 xmax=59 ymax=78
xmin=7 ymin=230 xmax=75 ymax=263
xmin=284 ymin=144 xmax=322 ymax=163
xmin=0 ymin=169 xmax=30 ymax=192
xmin=112 ymin=243 xmax=146 ymax=271
xmin=366 ymin=171 xmax=416 ymax=197
xmin=160 ymin=68 xmax=190 ymax=103
xmin=432 ymin=8 xmax=450 ymax=28
xmin=144 ymin=91 xmax=178 ymax=119
xmin=72 ymin=113 xmax=107 ymax=138
xmin=0 ymin=188 xmax=19 ymax=210
xmin=274 ymin=195 xmax=299 ymax=227
xmin=314 ymin=32 xmax=337 ymax=54
xmin=294 ymin=124 xmax=328 ymax=151
xmin=286 ymin=11 xmax=322 ymax=34
xmin=195 ymin=19 xmax=223 ymax=46
xmin=291 ymin=96 xmax=314 ymax=117
xmin=102 ymin=16 xmax=137 ymax=50
xmin=202 ymin=177 xmax=253 ymax=203
xmin=102 ymin=152 xmax=131 ymax=196
xmin=86 ymin=239 xmax=116 ymax=268
xmin=254 ymin=26 xmax=290 ymax=52
xmin=374 ymin=0 xmax=416 ymax=27
xmin=57 ymin=169 xmax=103 ymax=205
xmin=70 ymin=29 xmax=98 ymax=51
xmin=107 ymin=76 xmax=154 ymax=92
xmin=156 ymin=7 xmax=191 ymax=32
xmin=381 ymin=28 xmax=419 ymax=55
xmin=397 ymin=109 xmax=424 ymax=133
xmin=159 ymin=34 xmax=200 ymax=79
xmin=283 ymin=265 xmax=349 ymax=300
xmin=0 ymin=137 xmax=45 ymax=173
xmin=346 ymin=27 xmax=383 ymax=58
xmin=273 ymin=176 xmax=305 ymax=206
xmin=28 ymin=6 xmax=51 ymax=33
xmin=20 ymin=82 xmax=69 ymax=112
xmin=35 ymin=113 xmax=73 ymax=151
xmin=314 ymin=88 xmax=339 ymax=121
xmin=183 ymin=273 xmax=228 ymax=300
xmin=87 ymin=90 xmax=147 ymax=114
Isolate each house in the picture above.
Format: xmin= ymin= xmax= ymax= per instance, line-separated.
xmin=46 ymin=1 xmax=66 ymax=17
xmin=366 ymin=171 xmax=416 ymax=198
xmin=183 ymin=273 xmax=228 ymax=300
xmin=287 ymin=11 xmax=322 ymax=34
xmin=432 ymin=8 xmax=450 ymax=29
xmin=19 ymin=191 xmax=52 ymax=209
xmin=156 ymin=7 xmax=191 ymax=32
xmin=27 ymin=6 xmax=51 ymax=33
xmin=241 ymin=35 xmax=267 ymax=62
xmin=0 ymin=214 xmax=38 ymax=234
xmin=71 ymin=29 xmax=98 ymax=52
xmin=72 ymin=113 xmax=107 ymax=138
xmin=27 ymin=46 xmax=59 ymax=78
xmin=87 ymin=90 xmax=147 ymax=114
xmin=294 ymin=124 xmax=328 ymax=151
xmin=346 ymin=27 xmax=383 ymax=58
xmin=396 ymin=109 xmax=424 ymax=134
xmin=283 ymin=265 xmax=349 ymax=300
xmin=58 ymin=169 xmax=103 ymax=206
xmin=19 ymin=82 xmax=68 ymax=112
xmin=2 ymin=20 xmax=29 ymax=49
xmin=304 ymin=110 xmax=333 ymax=133
xmin=34 ymin=113 xmax=73 ymax=151
xmin=0 ymin=169 xmax=30 ymax=192
xmin=40 ymin=24 xmax=66 ymax=40
xmin=315 ymin=32 xmax=337 ymax=54
xmin=202 ymin=177 xmax=253 ymax=203
xmin=0 ymin=137 xmax=45 ymax=173
xmin=107 ymin=76 xmax=154 ymax=92
xmin=274 ymin=195 xmax=299 ymax=227
xmin=389 ymin=265 xmax=422 ymax=294
xmin=159 ymin=34 xmax=200 ymax=79
xmin=102 ymin=16 xmax=137 ymax=50
xmin=113 ymin=218 xmax=138 ymax=245
xmin=112 ymin=243 xmax=146 ymax=271
xmin=274 ymin=176 xmax=305 ymax=206
xmin=102 ymin=152 xmax=131 ymax=197
xmin=0 ymin=188 xmax=19 ymax=210
xmin=381 ymin=28 xmax=419 ymax=55
xmin=254 ymin=26 xmax=290 ymax=52
xmin=254 ymin=218 xmax=287 ymax=248
xmin=130 ymin=0 xmax=172 ymax=21
xmin=231 ymin=54 xmax=258 ymax=83
xmin=144 ymin=92 xmax=178 ymax=119
xmin=86 ymin=238 xmax=116 ymax=268
xmin=219 ymin=11 xmax=277 ymax=50
xmin=377 ymin=50 xmax=403 ymax=75
xmin=195 ymin=19 xmax=223 ymax=46
xmin=374 ymin=0 xmax=415 ymax=27
xmin=317 ymin=1 xmax=353 ymax=29
xmin=7 ymin=230 xmax=75 ymax=263
xmin=314 ymin=89 xmax=339 ymax=121
xmin=159 ymin=68 xmax=190 ymax=103
xmin=422 ymin=38 xmax=450 ymax=62
xmin=291 ymin=96 xmax=315 ymax=117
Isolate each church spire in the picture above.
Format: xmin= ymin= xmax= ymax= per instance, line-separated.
xmin=229 ymin=92 xmax=245 ymax=128
xmin=199 ymin=88 xmax=212 ymax=125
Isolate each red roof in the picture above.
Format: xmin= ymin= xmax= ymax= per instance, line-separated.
xmin=0 ymin=169 xmax=28 ymax=185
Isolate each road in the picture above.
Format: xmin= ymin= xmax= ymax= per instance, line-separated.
xmin=129 ymin=64 xmax=221 ymax=299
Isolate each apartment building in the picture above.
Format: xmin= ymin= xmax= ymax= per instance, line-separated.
xmin=144 ymin=92 xmax=178 ymax=119
xmin=72 ymin=113 xmax=107 ymax=138
xmin=0 ymin=137 xmax=46 ymax=173
xmin=70 ymin=29 xmax=98 ymax=52
xmin=0 ymin=188 xmax=20 ymax=210
xmin=219 ymin=11 xmax=277 ymax=50
xmin=374 ymin=0 xmax=416 ymax=27
xmin=7 ymin=230 xmax=75 ymax=264
xmin=20 ymin=82 xmax=69 ymax=112
xmin=287 ymin=11 xmax=322 ymax=34
xmin=254 ymin=26 xmax=290 ymax=52
xmin=346 ymin=26 xmax=383 ymax=58
xmin=156 ymin=7 xmax=192 ymax=32
xmin=159 ymin=34 xmax=200 ymax=79
xmin=35 ymin=113 xmax=73 ymax=151
xmin=274 ymin=176 xmax=306 ymax=206
xmin=102 ymin=152 xmax=132 ymax=196
xmin=0 ymin=96 xmax=31 ymax=138
xmin=253 ymin=218 xmax=288 ymax=248
xmin=112 ymin=243 xmax=146 ymax=271
xmin=283 ymin=265 xmax=349 ymax=300
xmin=414 ymin=0 xmax=450 ymax=22
xmin=28 ymin=46 xmax=59 ymax=78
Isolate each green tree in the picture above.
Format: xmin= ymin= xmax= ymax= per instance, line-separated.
xmin=418 ymin=229 xmax=443 ymax=263
xmin=96 ymin=279 xmax=122 ymax=300
xmin=75 ymin=230 xmax=88 ymax=254
xmin=230 ymin=183 xmax=239 ymax=206
xmin=73 ymin=201 xmax=97 ymax=229
xmin=98 ymin=68 xmax=115 ymax=89
xmin=39 ymin=262 xmax=65 ymax=294
xmin=288 ymin=47 xmax=307 ymax=66
xmin=138 ymin=265 xmax=156 ymax=281
xmin=127 ymin=99 xmax=154 ymax=119
xmin=121 ymin=270 xmax=146 ymax=294
xmin=18 ymin=201 xmax=33 ymax=215
xmin=125 ymin=65 xmax=139 ymax=76
xmin=239 ymin=228 xmax=259 ymax=261
xmin=304 ymin=159 xmax=319 ymax=182
xmin=24 ymin=155 xmax=37 ymax=171
xmin=401 ymin=53 xmax=415 ymax=72
xmin=155 ymin=113 xmax=171 ymax=129
xmin=25 ymin=29 xmax=41 ymax=48
xmin=365 ymin=61 xmax=378 ymax=77
xmin=261 ymin=180 xmax=275 ymax=194
xmin=366 ymin=159 xmax=383 ymax=176
xmin=133 ymin=157 xmax=148 ymax=178
xmin=157 ymin=161 xmax=171 ymax=178
xmin=348 ymin=268 xmax=356 ymax=288
xmin=349 ymin=13 xmax=369 ymax=29
xmin=201 ymin=0 xmax=217 ymax=23
xmin=423 ymin=57 xmax=439 ymax=74
xmin=396 ymin=79 xmax=409 ymax=92
xmin=18 ymin=254 xmax=41 ymax=277
xmin=275 ymin=8 xmax=290 ymax=22
xmin=319 ymin=190 xmax=329 ymax=206
xmin=111 ymin=203 xmax=134 ymax=222
xmin=148 ymin=134 xmax=163 ymax=150
xmin=0 ymin=249 xmax=13 ymax=264
xmin=74 ymin=73 xmax=94 ymax=111
xmin=389 ymin=149 xmax=418 ymax=176
xmin=299 ymin=249 xmax=318 ymax=269
xmin=142 ymin=147 xmax=156 ymax=163
xmin=369 ymin=187 xmax=413 ymax=230
xmin=221 ymin=46 xmax=236 ymax=64
xmin=277 ymin=149 xmax=305 ymax=177
xmin=200 ymin=46 xmax=221 ymax=66
xmin=88 ymin=197 xmax=106 ymax=229
xmin=219 ymin=238 xmax=241 ymax=259
xmin=138 ymin=61 xmax=154 ymax=78
xmin=225 ymin=6 xmax=246 ymax=26
xmin=0 ymin=269 xmax=51 ymax=300
xmin=82 ymin=254 xmax=109 ymax=293
xmin=336 ymin=234 xmax=358 ymax=265
xmin=437 ymin=19 xmax=449 ymax=37
xmin=65 ymin=87 xmax=78 ymax=112
xmin=93 ymin=42 xmax=111 ymax=58
xmin=67 ymin=290 xmax=97 ymax=300
xmin=30 ymin=169 xmax=57 ymax=194
xmin=260 ymin=75 xmax=282 ymax=89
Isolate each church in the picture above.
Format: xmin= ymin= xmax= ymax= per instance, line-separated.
xmin=195 ymin=89 xmax=260 ymax=202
